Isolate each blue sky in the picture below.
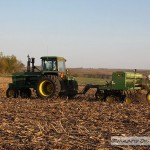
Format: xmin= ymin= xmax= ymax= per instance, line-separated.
xmin=0 ymin=0 xmax=150 ymax=69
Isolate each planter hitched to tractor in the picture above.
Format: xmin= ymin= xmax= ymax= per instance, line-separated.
xmin=6 ymin=55 xmax=150 ymax=103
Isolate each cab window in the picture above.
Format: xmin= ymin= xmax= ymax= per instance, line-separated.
xmin=42 ymin=60 xmax=57 ymax=71
xmin=58 ymin=60 xmax=66 ymax=72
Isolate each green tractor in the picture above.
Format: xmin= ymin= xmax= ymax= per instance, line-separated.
xmin=6 ymin=55 xmax=78 ymax=99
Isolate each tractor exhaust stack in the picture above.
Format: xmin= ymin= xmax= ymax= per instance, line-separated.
xmin=31 ymin=58 xmax=35 ymax=72
xmin=27 ymin=55 xmax=35 ymax=72
xmin=27 ymin=55 xmax=30 ymax=72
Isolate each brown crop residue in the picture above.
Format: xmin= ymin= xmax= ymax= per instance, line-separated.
xmin=0 ymin=77 xmax=150 ymax=150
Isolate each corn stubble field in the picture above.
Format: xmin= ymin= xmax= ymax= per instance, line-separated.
xmin=0 ymin=77 xmax=150 ymax=150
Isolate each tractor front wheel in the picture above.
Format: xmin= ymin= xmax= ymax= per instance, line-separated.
xmin=36 ymin=76 xmax=61 ymax=99
xmin=20 ymin=88 xmax=31 ymax=98
xmin=6 ymin=88 xmax=18 ymax=98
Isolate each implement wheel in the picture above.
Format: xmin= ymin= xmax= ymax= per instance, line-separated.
xmin=95 ymin=90 xmax=105 ymax=100
xmin=106 ymin=96 xmax=115 ymax=103
xmin=37 ymin=75 xmax=61 ymax=99
xmin=6 ymin=87 xmax=18 ymax=98
xmin=124 ymin=97 xmax=132 ymax=104
xmin=146 ymin=92 xmax=150 ymax=102
xmin=20 ymin=88 xmax=31 ymax=98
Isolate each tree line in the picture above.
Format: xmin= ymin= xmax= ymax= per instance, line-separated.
xmin=0 ymin=52 xmax=24 ymax=74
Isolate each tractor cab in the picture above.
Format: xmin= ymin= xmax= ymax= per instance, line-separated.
xmin=41 ymin=56 xmax=66 ymax=73
xmin=40 ymin=56 xmax=68 ymax=79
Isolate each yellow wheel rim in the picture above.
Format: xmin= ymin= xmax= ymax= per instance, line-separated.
xmin=146 ymin=93 xmax=150 ymax=102
xmin=125 ymin=97 xmax=132 ymax=104
xmin=106 ymin=96 xmax=114 ymax=103
xmin=39 ymin=80 xmax=54 ymax=97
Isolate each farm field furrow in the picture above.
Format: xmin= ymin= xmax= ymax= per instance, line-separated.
xmin=0 ymin=77 xmax=150 ymax=149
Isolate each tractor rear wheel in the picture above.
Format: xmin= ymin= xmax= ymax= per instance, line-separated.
xmin=6 ymin=88 xmax=18 ymax=98
xmin=20 ymin=88 xmax=31 ymax=98
xmin=36 ymin=75 xmax=61 ymax=99
xmin=67 ymin=80 xmax=78 ymax=98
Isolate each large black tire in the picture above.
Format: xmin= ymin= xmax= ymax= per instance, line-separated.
xmin=6 ymin=87 xmax=19 ymax=98
xmin=36 ymin=75 xmax=61 ymax=99
xmin=20 ymin=88 xmax=31 ymax=98
xmin=67 ymin=80 xmax=78 ymax=98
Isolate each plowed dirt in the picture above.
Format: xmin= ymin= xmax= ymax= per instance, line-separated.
xmin=0 ymin=77 xmax=150 ymax=150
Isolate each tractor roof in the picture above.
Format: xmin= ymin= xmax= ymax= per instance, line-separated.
xmin=40 ymin=56 xmax=66 ymax=61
